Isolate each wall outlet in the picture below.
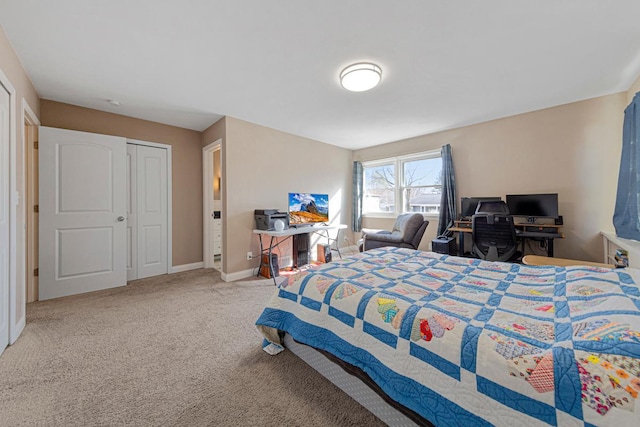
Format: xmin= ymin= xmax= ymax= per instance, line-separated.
xmin=247 ymin=251 xmax=253 ymax=260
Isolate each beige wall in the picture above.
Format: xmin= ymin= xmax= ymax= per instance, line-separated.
xmin=354 ymin=93 xmax=626 ymax=262
xmin=0 ymin=26 xmax=40 ymax=328
xmin=202 ymin=117 xmax=226 ymax=148
xmin=628 ymin=73 xmax=640 ymax=102
xmin=40 ymin=100 xmax=204 ymax=267
xmin=0 ymin=27 xmax=40 ymax=117
xmin=223 ymin=117 xmax=353 ymax=275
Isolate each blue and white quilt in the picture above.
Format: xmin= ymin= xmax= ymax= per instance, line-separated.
xmin=255 ymin=247 xmax=640 ymax=426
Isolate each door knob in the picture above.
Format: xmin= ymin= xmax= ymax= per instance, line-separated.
xmin=117 ymin=216 xmax=125 ymax=222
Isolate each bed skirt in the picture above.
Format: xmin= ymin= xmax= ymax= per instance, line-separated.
xmin=283 ymin=333 xmax=432 ymax=427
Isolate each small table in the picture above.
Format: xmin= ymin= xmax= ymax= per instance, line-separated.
xmin=253 ymin=224 xmax=347 ymax=284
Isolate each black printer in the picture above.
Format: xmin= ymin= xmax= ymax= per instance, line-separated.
xmin=254 ymin=209 xmax=289 ymax=230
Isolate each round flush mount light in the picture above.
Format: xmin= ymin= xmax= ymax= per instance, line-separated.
xmin=340 ymin=62 xmax=382 ymax=92
xmin=107 ymin=99 xmax=120 ymax=107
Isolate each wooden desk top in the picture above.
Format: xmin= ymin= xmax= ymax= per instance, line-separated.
xmin=522 ymin=255 xmax=614 ymax=268
xmin=456 ymin=220 xmax=563 ymax=229
xmin=449 ymin=226 xmax=564 ymax=239
xmin=515 ymin=223 xmax=563 ymax=229
xmin=449 ymin=226 xmax=472 ymax=233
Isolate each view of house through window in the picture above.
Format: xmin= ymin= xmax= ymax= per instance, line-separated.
xmin=363 ymin=151 xmax=443 ymax=215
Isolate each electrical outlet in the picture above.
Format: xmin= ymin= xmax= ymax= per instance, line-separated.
xmin=247 ymin=251 xmax=253 ymax=260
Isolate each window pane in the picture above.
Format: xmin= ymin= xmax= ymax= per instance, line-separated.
xmin=404 ymin=187 xmax=442 ymax=214
xmin=364 ymin=164 xmax=395 ymax=213
xmin=403 ymin=157 xmax=442 ymax=187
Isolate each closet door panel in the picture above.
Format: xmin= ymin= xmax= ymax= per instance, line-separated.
xmin=126 ymin=145 xmax=137 ymax=281
xmin=136 ymin=145 xmax=167 ymax=279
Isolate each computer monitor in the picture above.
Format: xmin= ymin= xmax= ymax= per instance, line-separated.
xmin=506 ymin=193 xmax=558 ymax=221
xmin=460 ymin=197 xmax=501 ymax=220
xmin=475 ymin=200 xmax=509 ymax=214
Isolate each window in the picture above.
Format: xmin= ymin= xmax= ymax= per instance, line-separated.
xmin=362 ymin=151 xmax=442 ymax=216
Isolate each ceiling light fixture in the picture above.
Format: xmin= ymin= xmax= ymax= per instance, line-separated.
xmin=340 ymin=62 xmax=382 ymax=92
xmin=107 ymin=99 xmax=120 ymax=107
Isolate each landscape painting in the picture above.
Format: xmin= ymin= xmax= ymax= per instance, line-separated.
xmin=288 ymin=193 xmax=329 ymax=225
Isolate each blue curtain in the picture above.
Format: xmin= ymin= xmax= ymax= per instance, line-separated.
xmin=613 ymin=92 xmax=640 ymax=240
xmin=437 ymin=144 xmax=457 ymax=237
xmin=352 ymin=161 xmax=363 ymax=232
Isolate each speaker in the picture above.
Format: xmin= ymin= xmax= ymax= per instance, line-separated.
xmin=260 ymin=253 xmax=279 ymax=278
xmin=317 ymin=244 xmax=332 ymax=263
xmin=293 ymin=233 xmax=310 ymax=267
xmin=555 ymin=216 xmax=563 ymax=225
xmin=431 ymin=237 xmax=457 ymax=255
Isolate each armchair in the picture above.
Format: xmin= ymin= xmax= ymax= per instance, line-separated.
xmin=360 ymin=213 xmax=429 ymax=251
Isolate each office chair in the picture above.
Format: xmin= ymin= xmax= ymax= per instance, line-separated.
xmin=472 ymin=201 xmax=520 ymax=262
xmin=360 ymin=213 xmax=429 ymax=251
xmin=475 ymin=200 xmax=509 ymax=215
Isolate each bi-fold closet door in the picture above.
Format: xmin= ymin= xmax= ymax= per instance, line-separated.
xmin=126 ymin=143 xmax=168 ymax=281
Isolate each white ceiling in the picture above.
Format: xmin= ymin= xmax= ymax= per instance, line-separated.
xmin=2 ymin=0 xmax=640 ymax=150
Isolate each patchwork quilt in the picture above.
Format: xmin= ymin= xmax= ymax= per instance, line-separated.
xmin=255 ymin=248 xmax=640 ymax=426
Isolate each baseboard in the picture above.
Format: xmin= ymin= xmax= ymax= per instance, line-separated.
xmin=221 ymin=246 xmax=358 ymax=282
xmin=222 ymin=268 xmax=257 ymax=282
xmin=171 ymin=262 xmax=204 ymax=273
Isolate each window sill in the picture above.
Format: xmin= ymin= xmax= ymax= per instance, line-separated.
xmin=363 ymin=213 xmax=440 ymax=220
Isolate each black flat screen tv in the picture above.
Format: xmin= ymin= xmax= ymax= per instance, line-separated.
xmin=460 ymin=197 xmax=501 ymax=219
xmin=506 ymin=193 xmax=558 ymax=219
xmin=288 ymin=193 xmax=329 ymax=226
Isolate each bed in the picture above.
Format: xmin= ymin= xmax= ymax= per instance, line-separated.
xmin=255 ymin=247 xmax=640 ymax=426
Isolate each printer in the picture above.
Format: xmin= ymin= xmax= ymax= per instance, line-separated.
xmin=254 ymin=209 xmax=289 ymax=230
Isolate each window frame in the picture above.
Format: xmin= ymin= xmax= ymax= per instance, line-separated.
xmin=362 ymin=149 xmax=442 ymax=219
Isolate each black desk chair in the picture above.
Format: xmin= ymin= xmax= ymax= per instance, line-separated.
xmin=472 ymin=201 xmax=520 ymax=262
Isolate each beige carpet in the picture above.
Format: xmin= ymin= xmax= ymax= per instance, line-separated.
xmin=0 ymin=269 xmax=386 ymax=427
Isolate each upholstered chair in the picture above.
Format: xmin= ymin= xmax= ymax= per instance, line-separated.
xmin=360 ymin=213 xmax=429 ymax=251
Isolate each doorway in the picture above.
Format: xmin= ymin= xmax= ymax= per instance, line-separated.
xmin=24 ymin=104 xmax=39 ymax=304
xmin=203 ymin=140 xmax=222 ymax=272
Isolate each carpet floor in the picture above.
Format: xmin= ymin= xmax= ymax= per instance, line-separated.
xmin=0 ymin=269 xmax=386 ymax=427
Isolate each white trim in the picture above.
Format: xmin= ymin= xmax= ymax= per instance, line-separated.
xmin=361 ymin=149 xmax=443 ymax=218
xmin=127 ymin=138 xmax=172 ymax=150
xmin=221 ymin=268 xmax=255 ymax=282
xmin=10 ymin=99 xmax=38 ymax=343
xmin=22 ymin=99 xmax=40 ymax=126
xmin=203 ymin=139 xmax=222 ymax=270
xmin=171 ymin=262 xmax=204 ymax=273
xmin=223 ymin=246 xmax=358 ymax=282
xmin=0 ymin=68 xmax=19 ymax=348
xmin=363 ymin=212 xmax=437 ymax=220
xmin=126 ymin=138 xmax=173 ymax=275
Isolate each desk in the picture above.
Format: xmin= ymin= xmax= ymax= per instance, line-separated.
xmin=448 ymin=226 xmax=472 ymax=257
xmin=253 ymin=224 xmax=347 ymax=284
xmin=449 ymin=221 xmax=564 ymax=258
xmin=522 ymin=255 xmax=614 ymax=268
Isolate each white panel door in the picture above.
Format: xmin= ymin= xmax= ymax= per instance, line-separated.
xmin=126 ymin=145 xmax=137 ymax=281
xmin=0 ymin=82 xmax=10 ymax=355
xmin=136 ymin=145 xmax=167 ymax=279
xmin=39 ymin=127 xmax=127 ymax=300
